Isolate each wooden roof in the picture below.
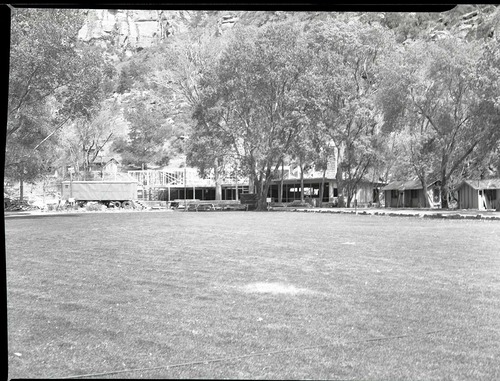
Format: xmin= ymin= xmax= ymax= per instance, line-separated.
xmin=382 ymin=179 xmax=439 ymax=191
xmin=460 ymin=178 xmax=500 ymax=190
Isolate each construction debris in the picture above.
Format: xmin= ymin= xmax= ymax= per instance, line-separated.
xmin=4 ymin=199 xmax=41 ymax=211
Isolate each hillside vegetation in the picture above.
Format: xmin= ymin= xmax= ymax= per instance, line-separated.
xmin=6 ymin=5 xmax=500 ymax=208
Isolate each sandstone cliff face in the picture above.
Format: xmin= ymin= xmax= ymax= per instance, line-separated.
xmin=77 ymin=9 xmax=240 ymax=54
xmin=431 ymin=5 xmax=500 ymax=41
xmin=78 ymin=10 xmax=194 ymax=51
xmin=78 ymin=7 xmax=500 ymax=53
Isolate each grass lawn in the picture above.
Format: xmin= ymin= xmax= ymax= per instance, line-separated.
xmin=5 ymin=211 xmax=500 ymax=380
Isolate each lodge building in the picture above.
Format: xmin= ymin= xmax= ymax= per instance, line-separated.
xmin=127 ymin=164 xmax=382 ymax=206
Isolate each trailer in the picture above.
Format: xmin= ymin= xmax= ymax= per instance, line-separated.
xmin=61 ymin=180 xmax=138 ymax=208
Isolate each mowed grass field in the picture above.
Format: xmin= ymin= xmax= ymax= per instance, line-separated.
xmin=5 ymin=211 xmax=500 ymax=380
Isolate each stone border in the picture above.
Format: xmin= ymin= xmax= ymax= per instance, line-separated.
xmin=277 ymin=208 xmax=500 ymax=220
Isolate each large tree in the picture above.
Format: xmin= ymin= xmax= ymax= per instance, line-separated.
xmin=58 ymin=100 xmax=126 ymax=180
xmin=192 ymin=21 xmax=313 ymax=209
xmin=306 ymin=18 xmax=393 ymax=207
xmin=377 ymin=36 xmax=500 ymax=208
xmin=112 ymin=100 xmax=173 ymax=169
xmin=6 ymin=8 xmax=114 ymax=199
xmin=147 ymin=30 xmax=230 ymax=198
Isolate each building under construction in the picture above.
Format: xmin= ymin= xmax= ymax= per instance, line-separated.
xmin=127 ymin=164 xmax=383 ymax=206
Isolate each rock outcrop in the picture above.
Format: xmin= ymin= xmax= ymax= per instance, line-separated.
xmin=78 ymin=10 xmax=200 ymax=52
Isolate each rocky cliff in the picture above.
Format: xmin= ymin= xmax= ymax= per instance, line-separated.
xmin=78 ymin=6 xmax=499 ymax=57
xmin=77 ymin=9 xmax=239 ymax=55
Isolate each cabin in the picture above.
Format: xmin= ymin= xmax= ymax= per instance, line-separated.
xmin=382 ymin=179 xmax=441 ymax=208
xmin=90 ymin=157 xmax=120 ymax=175
xmin=455 ymin=179 xmax=500 ymax=210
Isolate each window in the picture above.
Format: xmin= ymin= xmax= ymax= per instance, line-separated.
xmin=410 ymin=189 xmax=418 ymax=198
xmin=391 ymin=190 xmax=398 ymax=198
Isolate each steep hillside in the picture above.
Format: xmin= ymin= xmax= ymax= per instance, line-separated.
xmin=77 ymin=5 xmax=500 ymax=55
xmin=75 ymin=5 xmax=500 ymax=170
xmin=77 ymin=10 xmax=233 ymax=56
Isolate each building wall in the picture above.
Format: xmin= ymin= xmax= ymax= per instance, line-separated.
xmin=384 ymin=189 xmax=426 ymax=208
xmin=385 ymin=190 xmax=394 ymax=207
xmin=402 ymin=189 xmax=424 ymax=207
xmin=385 ymin=190 xmax=402 ymax=207
xmin=415 ymin=190 xmax=426 ymax=207
xmin=458 ymin=183 xmax=478 ymax=209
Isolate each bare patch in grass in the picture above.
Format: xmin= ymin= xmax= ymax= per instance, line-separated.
xmin=241 ymin=282 xmax=315 ymax=295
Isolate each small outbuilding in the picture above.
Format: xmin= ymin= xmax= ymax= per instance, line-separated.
xmin=455 ymin=178 xmax=500 ymax=210
xmin=90 ymin=157 xmax=120 ymax=175
xmin=382 ymin=179 xmax=441 ymax=208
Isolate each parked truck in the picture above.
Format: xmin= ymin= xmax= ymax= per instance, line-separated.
xmin=61 ymin=180 xmax=138 ymax=208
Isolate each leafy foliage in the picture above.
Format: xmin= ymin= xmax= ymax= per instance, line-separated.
xmin=305 ymin=19 xmax=394 ymax=206
xmin=112 ymin=100 xmax=173 ymax=168
xmin=6 ymin=8 xmax=115 ymax=196
xmin=192 ymin=21 xmax=313 ymax=208
xmin=58 ymin=100 xmax=126 ymax=179
xmin=7 ymin=7 xmax=500 ymax=207
xmin=377 ymin=36 xmax=500 ymax=206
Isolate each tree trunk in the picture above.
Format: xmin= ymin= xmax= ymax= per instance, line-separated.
xmin=256 ymin=168 xmax=275 ymax=211
xmin=346 ymin=183 xmax=352 ymax=208
xmin=278 ymin=161 xmax=284 ymax=203
xmin=214 ymin=157 xmax=222 ymax=201
xmin=299 ymin=159 xmax=305 ymax=203
xmin=255 ymin=176 xmax=265 ymax=210
xmin=19 ymin=164 xmax=24 ymax=202
xmin=336 ymin=157 xmax=345 ymax=207
xmin=440 ymin=170 xmax=448 ymax=209
xmin=260 ymin=182 xmax=271 ymax=210
xmin=419 ymin=177 xmax=429 ymax=208
xmin=335 ymin=147 xmax=345 ymax=207
xmin=248 ymin=172 xmax=255 ymax=194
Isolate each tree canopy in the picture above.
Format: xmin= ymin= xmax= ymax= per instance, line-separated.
xmin=6 ymin=8 xmax=115 ymax=198
xmin=377 ymin=36 xmax=500 ymax=207
xmin=6 ymin=7 xmax=500 ymax=208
